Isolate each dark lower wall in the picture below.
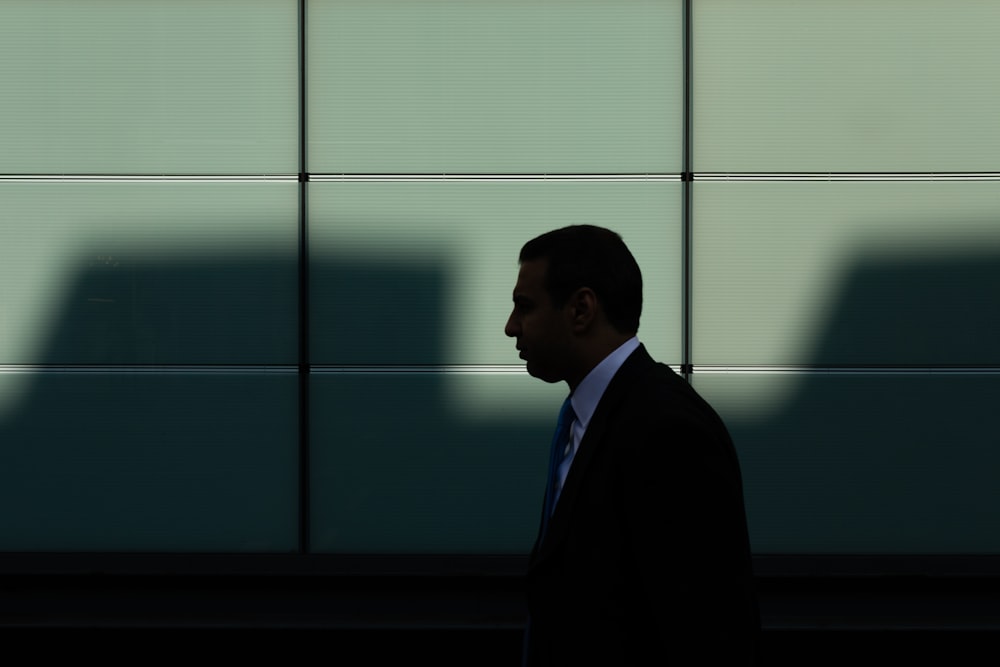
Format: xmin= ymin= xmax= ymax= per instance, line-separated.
xmin=0 ymin=628 xmax=995 ymax=666
xmin=3 ymin=573 xmax=1000 ymax=665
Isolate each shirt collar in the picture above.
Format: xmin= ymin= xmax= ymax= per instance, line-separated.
xmin=570 ymin=336 xmax=640 ymax=432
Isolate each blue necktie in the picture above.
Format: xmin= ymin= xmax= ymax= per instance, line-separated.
xmin=540 ymin=397 xmax=575 ymax=539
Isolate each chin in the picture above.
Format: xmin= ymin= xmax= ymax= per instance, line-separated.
xmin=525 ymin=362 xmax=562 ymax=385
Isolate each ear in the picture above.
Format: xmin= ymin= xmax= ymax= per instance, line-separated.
xmin=567 ymin=287 xmax=599 ymax=333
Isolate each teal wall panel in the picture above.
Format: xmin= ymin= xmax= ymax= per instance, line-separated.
xmin=0 ymin=182 xmax=298 ymax=365
xmin=694 ymin=0 xmax=1000 ymax=172
xmin=693 ymin=181 xmax=1000 ymax=366
xmin=308 ymin=0 xmax=682 ymax=173
xmin=695 ymin=372 xmax=1000 ymax=554
xmin=0 ymin=0 xmax=298 ymax=174
xmin=309 ymin=180 xmax=682 ymax=366
xmin=0 ymin=372 xmax=298 ymax=552
xmin=310 ymin=371 xmax=564 ymax=553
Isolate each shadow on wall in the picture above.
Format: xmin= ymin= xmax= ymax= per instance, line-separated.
xmin=0 ymin=253 xmax=548 ymax=553
xmin=1 ymin=244 xmax=999 ymax=556
xmin=714 ymin=250 xmax=1000 ymax=554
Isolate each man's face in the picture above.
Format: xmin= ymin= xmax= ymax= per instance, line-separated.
xmin=504 ymin=258 xmax=575 ymax=384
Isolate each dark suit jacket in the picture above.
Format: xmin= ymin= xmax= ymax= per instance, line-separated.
xmin=525 ymin=345 xmax=760 ymax=666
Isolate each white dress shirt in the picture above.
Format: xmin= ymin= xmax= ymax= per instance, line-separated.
xmin=553 ymin=336 xmax=640 ymax=506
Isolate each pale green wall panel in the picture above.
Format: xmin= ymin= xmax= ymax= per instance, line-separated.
xmin=0 ymin=182 xmax=298 ymax=365
xmin=309 ymin=180 xmax=682 ymax=366
xmin=0 ymin=372 xmax=298 ymax=551
xmin=694 ymin=0 xmax=1000 ymax=172
xmin=308 ymin=0 xmax=682 ymax=173
xmin=693 ymin=181 xmax=1000 ymax=366
xmin=310 ymin=371 xmax=565 ymax=553
xmin=695 ymin=372 xmax=1000 ymax=554
xmin=0 ymin=0 xmax=298 ymax=174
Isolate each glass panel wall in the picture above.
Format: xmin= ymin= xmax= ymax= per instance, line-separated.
xmin=0 ymin=371 xmax=298 ymax=551
xmin=308 ymin=0 xmax=682 ymax=173
xmin=694 ymin=372 xmax=1000 ymax=554
xmin=306 ymin=0 xmax=683 ymax=552
xmin=0 ymin=0 xmax=297 ymax=174
xmin=308 ymin=180 xmax=680 ymax=552
xmin=0 ymin=1 xmax=299 ymax=553
xmin=1 ymin=0 xmax=997 ymax=561
xmin=692 ymin=181 xmax=1000 ymax=367
xmin=0 ymin=182 xmax=298 ymax=365
xmin=693 ymin=0 xmax=1000 ymax=172
xmin=692 ymin=0 xmax=1000 ymax=557
xmin=309 ymin=180 xmax=682 ymax=366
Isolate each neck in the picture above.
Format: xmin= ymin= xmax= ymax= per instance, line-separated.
xmin=565 ymin=333 xmax=633 ymax=392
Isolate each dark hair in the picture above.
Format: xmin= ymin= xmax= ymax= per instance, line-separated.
xmin=519 ymin=225 xmax=642 ymax=335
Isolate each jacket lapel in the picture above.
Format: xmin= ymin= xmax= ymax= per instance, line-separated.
xmin=530 ymin=345 xmax=654 ymax=567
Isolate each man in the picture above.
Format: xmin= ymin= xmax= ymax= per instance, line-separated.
xmin=505 ymin=225 xmax=759 ymax=665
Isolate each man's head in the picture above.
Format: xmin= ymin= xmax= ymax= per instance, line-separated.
xmin=504 ymin=225 xmax=643 ymax=388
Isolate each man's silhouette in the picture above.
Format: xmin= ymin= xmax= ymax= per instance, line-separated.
xmin=505 ymin=225 xmax=759 ymax=665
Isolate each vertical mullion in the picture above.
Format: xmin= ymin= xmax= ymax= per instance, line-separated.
xmin=297 ymin=0 xmax=311 ymax=555
xmin=681 ymin=0 xmax=693 ymax=379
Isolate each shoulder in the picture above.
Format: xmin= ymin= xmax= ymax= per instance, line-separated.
xmin=608 ymin=348 xmax=735 ymax=451
xmin=613 ymin=347 xmax=704 ymax=414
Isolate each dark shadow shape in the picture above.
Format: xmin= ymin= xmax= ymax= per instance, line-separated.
xmin=0 ymin=253 xmax=549 ymax=553
xmin=721 ymin=250 xmax=1000 ymax=555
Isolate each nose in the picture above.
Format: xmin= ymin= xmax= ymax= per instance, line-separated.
xmin=504 ymin=311 xmax=519 ymax=338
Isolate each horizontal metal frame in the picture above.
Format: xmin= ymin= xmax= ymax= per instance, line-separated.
xmin=10 ymin=364 xmax=996 ymax=377
xmin=0 ymin=365 xmax=297 ymax=374
xmin=694 ymin=366 xmax=1000 ymax=375
xmin=311 ymin=365 xmax=689 ymax=374
xmin=0 ymin=175 xmax=297 ymax=183
xmin=309 ymin=173 xmax=683 ymax=182
xmin=7 ymin=173 xmax=1000 ymax=182
xmin=311 ymin=364 xmax=674 ymax=375
xmin=695 ymin=172 xmax=1000 ymax=181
